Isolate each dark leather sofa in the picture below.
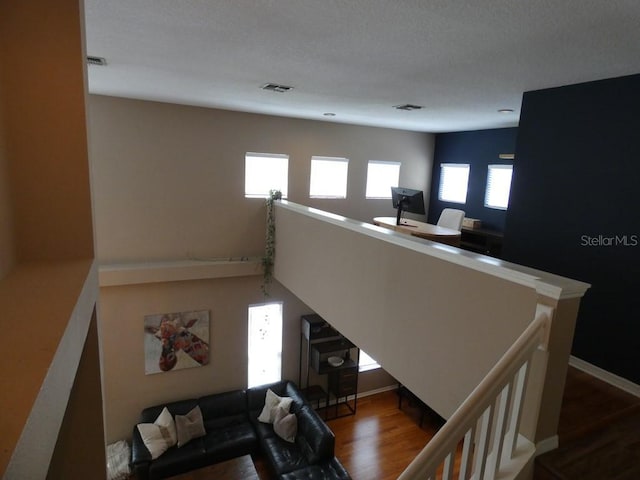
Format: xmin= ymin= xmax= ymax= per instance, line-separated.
xmin=131 ymin=380 xmax=351 ymax=480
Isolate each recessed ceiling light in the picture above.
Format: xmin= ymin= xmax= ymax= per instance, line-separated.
xmin=393 ymin=104 xmax=424 ymax=111
xmin=323 ymin=112 xmax=336 ymax=117
xmin=498 ymin=108 xmax=514 ymax=113
xmin=87 ymin=56 xmax=107 ymax=66
xmin=261 ymin=83 xmax=294 ymax=93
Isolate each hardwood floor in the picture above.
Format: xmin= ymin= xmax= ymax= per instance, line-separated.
xmin=556 ymin=367 xmax=640 ymax=441
xmin=535 ymin=367 xmax=640 ymax=480
xmin=328 ymin=390 xmax=444 ymax=480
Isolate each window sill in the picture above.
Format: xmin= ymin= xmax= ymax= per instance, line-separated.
xmin=359 ymin=364 xmax=381 ymax=373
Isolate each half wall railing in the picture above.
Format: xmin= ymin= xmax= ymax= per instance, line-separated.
xmin=398 ymin=304 xmax=552 ymax=480
xmin=272 ymin=201 xmax=589 ymax=479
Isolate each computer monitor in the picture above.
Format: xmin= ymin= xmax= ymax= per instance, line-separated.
xmin=391 ymin=187 xmax=425 ymax=226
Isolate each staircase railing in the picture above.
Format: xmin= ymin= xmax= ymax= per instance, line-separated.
xmin=398 ymin=304 xmax=553 ymax=480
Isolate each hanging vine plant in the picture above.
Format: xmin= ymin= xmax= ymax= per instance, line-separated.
xmin=262 ymin=189 xmax=282 ymax=296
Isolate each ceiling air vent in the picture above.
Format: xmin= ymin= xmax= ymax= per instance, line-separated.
xmin=261 ymin=83 xmax=294 ymax=93
xmin=87 ymin=56 xmax=107 ymax=66
xmin=393 ymin=104 xmax=423 ymax=111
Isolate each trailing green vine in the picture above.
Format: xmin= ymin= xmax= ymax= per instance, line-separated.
xmin=262 ymin=189 xmax=282 ymax=296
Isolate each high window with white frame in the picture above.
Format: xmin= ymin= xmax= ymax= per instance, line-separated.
xmin=365 ymin=160 xmax=401 ymax=199
xmin=247 ymin=302 xmax=283 ymax=389
xmin=309 ymin=156 xmax=349 ymax=198
xmin=485 ymin=164 xmax=513 ymax=210
xmin=438 ymin=163 xmax=470 ymax=204
xmin=245 ymin=152 xmax=289 ymax=198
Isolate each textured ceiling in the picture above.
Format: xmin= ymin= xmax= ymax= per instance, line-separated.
xmin=84 ymin=0 xmax=640 ymax=132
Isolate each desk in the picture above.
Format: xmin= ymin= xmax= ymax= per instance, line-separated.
xmin=373 ymin=216 xmax=461 ymax=246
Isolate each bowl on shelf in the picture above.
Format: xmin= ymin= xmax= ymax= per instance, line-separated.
xmin=327 ymin=356 xmax=344 ymax=367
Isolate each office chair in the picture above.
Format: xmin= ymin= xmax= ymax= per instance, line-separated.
xmin=437 ymin=208 xmax=465 ymax=231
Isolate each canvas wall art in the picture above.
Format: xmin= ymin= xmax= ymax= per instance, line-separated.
xmin=144 ymin=310 xmax=210 ymax=375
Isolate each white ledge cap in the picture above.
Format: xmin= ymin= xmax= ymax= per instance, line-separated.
xmin=277 ymin=200 xmax=590 ymax=301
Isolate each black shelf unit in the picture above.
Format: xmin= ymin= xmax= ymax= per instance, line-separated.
xmin=311 ymin=338 xmax=356 ymax=373
xmin=327 ymin=365 xmax=358 ymax=418
xmin=299 ymin=314 xmax=359 ymax=418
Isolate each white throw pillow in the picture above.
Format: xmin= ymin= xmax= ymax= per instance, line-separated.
xmin=175 ymin=405 xmax=206 ymax=447
xmin=273 ymin=405 xmax=297 ymax=443
xmin=106 ymin=440 xmax=131 ymax=480
xmin=136 ymin=407 xmax=177 ymax=459
xmin=257 ymin=388 xmax=293 ymax=423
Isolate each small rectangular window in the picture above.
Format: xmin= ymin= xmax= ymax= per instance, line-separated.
xmin=309 ymin=156 xmax=349 ymax=198
xmin=245 ymin=153 xmax=289 ymax=198
xmin=247 ymin=302 xmax=283 ymax=388
xmin=485 ymin=164 xmax=513 ymax=210
xmin=366 ymin=160 xmax=401 ymax=199
xmin=438 ymin=163 xmax=470 ymax=204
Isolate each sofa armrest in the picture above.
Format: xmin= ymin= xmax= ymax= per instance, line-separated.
xmin=130 ymin=425 xmax=152 ymax=480
xmin=295 ymin=406 xmax=335 ymax=464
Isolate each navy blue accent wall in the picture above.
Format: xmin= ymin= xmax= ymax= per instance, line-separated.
xmin=427 ymin=128 xmax=517 ymax=231
xmin=503 ymin=74 xmax=640 ymax=384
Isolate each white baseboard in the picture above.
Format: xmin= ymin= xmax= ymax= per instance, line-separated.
xmin=315 ymin=384 xmax=398 ymax=409
xmin=569 ymin=355 xmax=640 ymax=398
xmin=358 ymin=384 xmax=398 ymax=398
xmin=535 ymin=435 xmax=558 ymax=456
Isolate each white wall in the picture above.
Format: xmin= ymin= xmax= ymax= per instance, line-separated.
xmin=99 ymin=275 xmax=311 ymax=442
xmin=89 ymin=95 xmax=434 ymax=263
xmin=88 ymin=95 xmax=435 ymax=442
xmin=273 ymin=203 xmax=538 ymax=419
